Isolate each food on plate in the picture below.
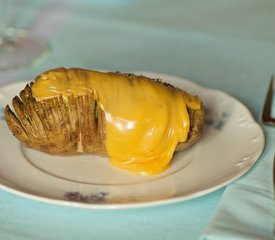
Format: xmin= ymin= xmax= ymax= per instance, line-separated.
xmin=5 ymin=67 xmax=204 ymax=175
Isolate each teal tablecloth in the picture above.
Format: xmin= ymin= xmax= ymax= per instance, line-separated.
xmin=0 ymin=1 xmax=274 ymax=239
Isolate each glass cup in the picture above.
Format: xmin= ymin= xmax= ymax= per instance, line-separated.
xmin=0 ymin=0 xmax=49 ymax=70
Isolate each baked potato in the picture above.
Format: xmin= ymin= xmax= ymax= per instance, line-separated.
xmin=5 ymin=68 xmax=204 ymax=175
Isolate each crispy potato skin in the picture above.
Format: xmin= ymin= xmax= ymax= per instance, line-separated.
xmin=175 ymin=104 xmax=204 ymax=152
xmin=5 ymin=69 xmax=204 ymax=156
xmin=5 ymin=84 xmax=107 ymax=155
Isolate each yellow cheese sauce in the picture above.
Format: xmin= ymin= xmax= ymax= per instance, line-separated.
xmin=32 ymin=68 xmax=201 ymax=175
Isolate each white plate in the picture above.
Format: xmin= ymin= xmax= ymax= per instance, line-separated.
xmin=0 ymin=72 xmax=264 ymax=209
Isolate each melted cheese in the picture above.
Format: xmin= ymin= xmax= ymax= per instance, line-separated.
xmin=32 ymin=68 xmax=201 ymax=175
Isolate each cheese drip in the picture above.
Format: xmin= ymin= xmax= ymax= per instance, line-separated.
xmin=32 ymin=68 xmax=201 ymax=175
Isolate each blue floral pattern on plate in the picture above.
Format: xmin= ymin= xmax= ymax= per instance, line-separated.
xmin=204 ymin=107 xmax=229 ymax=131
xmin=65 ymin=191 xmax=109 ymax=203
xmin=0 ymin=107 xmax=4 ymax=121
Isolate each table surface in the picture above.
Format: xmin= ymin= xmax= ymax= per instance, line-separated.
xmin=0 ymin=0 xmax=274 ymax=239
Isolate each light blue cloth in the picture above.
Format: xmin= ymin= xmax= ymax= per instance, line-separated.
xmin=0 ymin=0 xmax=275 ymax=239
xmin=201 ymin=125 xmax=275 ymax=240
